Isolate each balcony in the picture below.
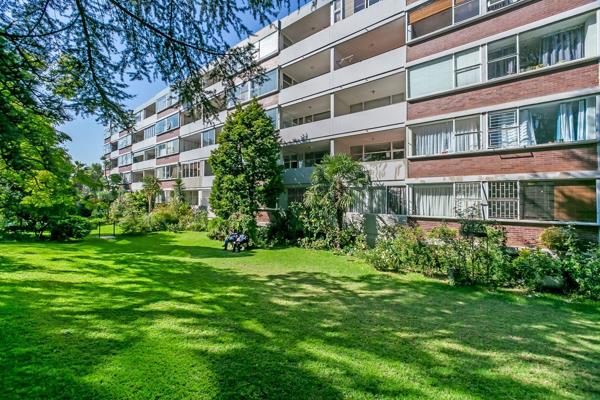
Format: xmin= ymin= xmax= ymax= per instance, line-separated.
xmin=180 ymin=109 xmax=227 ymax=136
xmin=281 ymin=140 xmax=329 ymax=185
xmin=279 ymin=17 xmax=406 ymax=104
xmin=280 ymin=95 xmax=331 ymax=143
xmin=280 ymin=0 xmax=404 ymax=65
xmin=334 ymin=128 xmax=406 ymax=182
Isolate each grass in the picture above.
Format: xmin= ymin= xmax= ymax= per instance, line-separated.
xmin=0 ymin=232 xmax=599 ymax=399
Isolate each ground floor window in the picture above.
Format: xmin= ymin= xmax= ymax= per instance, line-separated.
xmin=411 ymin=180 xmax=596 ymax=223
xmin=350 ymin=186 xmax=407 ymax=215
xmin=287 ymin=187 xmax=306 ymax=205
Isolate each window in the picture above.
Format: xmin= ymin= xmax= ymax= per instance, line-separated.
xmin=251 ymin=69 xmax=278 ymax=97
xmin=203 ymin=160 xmax=213 ymax=176
xmin=488 ymin=0 xmax=521 ymax=11
xmin=412 ymin=184 xmax=455 ymax=217
xmin=350 ymin=186 xmax=406 ymax=215
xmin=408 ymin=0 xmax=479 ymax=40
xmin=412 ymin=116 xmax=480 ymax=156
xmin=133 ymin=151 xmax=144 ymax=163
xmin=488 ymin=181 xmax=519 ymax=220
xmin=156 ymin=139 xmax=179 ymax=158
xmin=490 ymin=96 xmax=598 ymax=149
xmin=155 ymin=113 xmax=179 ymax=135
xmin=121 ymin=172 xmax=132 ymax=184
xmin=487 ymin=37 xmax=518 ymax=79
xmin=305 ymin=151 xmax=327 ymax=167
xmin=408 ymin=56 xmax=453 ymax=98
xmin=155 ymin=165 xmax=179 ymax=180
xmin=333 ymin=0 xmax=342 ymax=22
xmin=455 ymin=182 xmax=482 ymax=216
xmin=144 ymin=125 xmax=156 ymax=140
xmin=519 ymin=24 xmax=586 ymax=73
xmin=455 ymin=47 xmax=481 ymax=87
xmin=156 ymin=93 xmax=177 ymax=112
xmin=104 ymin=143 xmax=112 ymax=155
xmin=287 ymin=187 xmax=306 ymax=205
xmin=283 ymin=110 xmax=330 ymax=128
xmin=202 ymin=128 xmax=217 ymax=147
xmin=256 ymin=33 xmax=278 ymax=60
xmin=349 ymin=93 xmax=404 ymax=114
xmin=181 ymin=162 xmax=201 ymax=178
xmin=351 ymin=141 xmax=405 ymax=162
xmin=265 ymin=108 xmax=278 ymax=128
xmin=284 ymin=154 xmax=300 ymax=169
xmin=282 ymin=73 xmax=297 ymax=89
xmin=117 ymin=153 xmax=132 ymax=167
xmin=118 ymin=135 xmax=132 ymax=149
xmin=521 ymin=181 xmax=597 ymax=222
xmin=488 ymin=110 xmax=519 ymax=149
xmin=134 ymin=110 xmax=144 ymax=123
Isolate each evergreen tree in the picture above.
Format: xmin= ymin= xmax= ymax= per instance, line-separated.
xmin=209 ymin=99 xmax=283 ymax=218
xmin=142 ymin=176 xmax=161 ymax=212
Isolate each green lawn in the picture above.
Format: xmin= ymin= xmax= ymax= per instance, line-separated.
xmin=0 ymin=232 xmax=599 ymax=399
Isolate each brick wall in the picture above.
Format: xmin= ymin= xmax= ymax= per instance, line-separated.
xmin=408 ymin=143 xmax=598 ymax=178
xmin=407 ymin=0 xmax=594 ymax=61
xmin=156 ymin=128 xmax=181 ymax=143
xmin=410 ymin=218 xmax=598 ymax=246
xmin=118 ymin=165 xmax=132 ymax=173
xmin=157 ymin=106 xmax=179 ymax=119
xmin=408 ymin=63 xmax=599 ymax=120
xmin=118 ymin=147 xmax=131 ymax=155
xmin=156 ymin=154 xmax=179 ymax=165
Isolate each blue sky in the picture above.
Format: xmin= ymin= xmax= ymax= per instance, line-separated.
xmin=61 ymin=2 xmax=308 ymax=165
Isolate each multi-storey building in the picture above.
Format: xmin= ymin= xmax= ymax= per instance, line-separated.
xmin=103 ymin=0 xmax=600 ymax=246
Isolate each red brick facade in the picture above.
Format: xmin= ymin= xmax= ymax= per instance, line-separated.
xmin=156 ymin=128 xmax=181 ymax=143
xmin=156 ymin=107 xmax=179 ymax=119
xmin=408 ymin=143 xmax=598 ymax=178
xmin=408 ymin=63 xmax=599 ymax=120
xmin=410 ymin=218 xmax=598 ymax=247
xmin=156 ymin=154 xmax=179 ymax=165
xmin=407 ymin=0 xmax=594 ymax=61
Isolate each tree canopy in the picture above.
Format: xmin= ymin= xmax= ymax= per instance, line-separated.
xmin=209 ymin=99 xmax=283 ymax=218
xmin=0 ymin=0 xmax=293 ymax=128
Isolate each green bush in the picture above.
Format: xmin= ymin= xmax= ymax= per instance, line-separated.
xmin=186 ymin=209 xmax=209 ymax=232
xmin=540 ymin=226 xmax=580 ymax=253
xmin=119 ymin=211 xmax=151 ymax=235
xmin=574 ymin=247 xmax=600 ymax=300
xmin=48 ymin=215 xmax=93 ymax=241
xmin=227 ymin=213 xmax=257 ymax=245
xmin=148 ymin=204 xmax=179 ymax=231
xmin=207 ymin=217 xmax=229 ymax=241
xmin=260 ymin=204 xmax=304 ymax=246
xmin=501 ymin=249 xmax=561 ymax=290
xmin=364 ymin=225 xmax=426 ymax=273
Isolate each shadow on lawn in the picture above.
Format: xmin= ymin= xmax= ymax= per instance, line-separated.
xmin=0 ymin=233 xmax=599 ymax=399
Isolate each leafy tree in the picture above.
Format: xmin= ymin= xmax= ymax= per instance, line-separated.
xmin=0 ymin=0 xmax=292 ymax=128
xmin=173 ymin=178 xmax=186 ymax=203
xmin=209 ymin=99 xmax=283 ymax=218
xmin=142 ymin=176 xmax=161 ymax=212
xmin=305 ymin=154 xmax=370 ymax=233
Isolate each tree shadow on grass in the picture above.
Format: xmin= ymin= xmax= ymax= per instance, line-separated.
xmin=0 ymin=233 xmax=599 ymax=399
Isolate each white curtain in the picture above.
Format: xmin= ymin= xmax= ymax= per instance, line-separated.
xmin=454 ymin=117 xmax=480 ymax=152
xmin=540 ymin=26 xmax=584 ymax=67
xmin=519 ymin=109 xmax=536 ymax=146
xmin=413 ymin=121 xmax=453 ymax=156
xmin=413 ymin=185 xmax=454 ymax=217
xmin=556 ymin=102 xmax=575 ymax=142
xmin=576 ymin=99 xmax=586 ymax=141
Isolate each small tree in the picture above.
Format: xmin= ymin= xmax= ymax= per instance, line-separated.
xmin=173 ymin=178 xmax=186 ymax=203
xmin=209 ymin=99 xmax=283 ymax=219
xmin=142 ymin=176 xmax=161 ymax=212
xmin=305 ymin=154 xmax=370 ymax=233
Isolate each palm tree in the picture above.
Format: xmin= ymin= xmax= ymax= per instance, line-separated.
xmin=305 ymin=154 xmax=370 ymax=233
xmin=142 ymin=176 xmax=161 ymax=211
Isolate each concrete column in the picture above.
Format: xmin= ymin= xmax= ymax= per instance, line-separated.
xmin=330 ymin=139 xmax=335 ymax=156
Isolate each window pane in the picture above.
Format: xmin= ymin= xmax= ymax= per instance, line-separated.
xmin=387 ymin=187 xmax=406 ymax=215
xmin=258 ymin=33 xmax=278 ymax=59
xmin=412 ymin=121 xmax=453 ymax=156
xmin=487 ymin=37 xmax=517 ymax=79
xmin=455 ymin=116 xmax=481 ymax=152
xmin=412 ymin=184 xmax=454 ymax=217
xmin=488 ymin=110 xmax=519 ymax=148
xmin=454 ymin=0 xmax=479 ymax=23
xmin=409 ymin=56 xmax=453 ymax=98
xmin=488 ymin=181 xmax=518 ymax=219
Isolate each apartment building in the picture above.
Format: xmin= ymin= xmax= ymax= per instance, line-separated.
xmin=103 ymin=0 xmax=600 ymax=246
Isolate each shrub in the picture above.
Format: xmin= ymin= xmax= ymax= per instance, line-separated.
xmin=148 ymin=204 xmax=179 ymax=231
xmin=364 ymin=225 xmax=426 ymax=273
xmin=540 ymin=226 xmax=579 ymax=253
xmin=227 ymin=213 xmax=257 ymax=244
xmin=48 ymin=215 xmax=93 ymax=241
xmin=186 ymin=209 xmax=209 ymax=232
xmin=501 ymin=249 xmax=561 ymax=290
xmin=119 ymin=211 xmax=151 ymax=235
xmin=574 ymin=247 xmax=600 ymax=300
xmin=207 ymin=217 xmax=229 ymax=241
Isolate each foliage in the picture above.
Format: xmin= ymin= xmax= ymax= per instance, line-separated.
xmin=540 ymin=226 xmax=581 ymax=253
xmin=142 ymin=176 xmax=161 ymax=212
xmin=258 ymin=203 xmax=305 ymax=246
xmin=209 ymin=100 xmax=283 ymax=219
xmin=48 ymin=215 xmax=93 ymax=241
xmin=304 ymin=154 xmax=369 ymax=234
xmin=0 ymin=1 xmax=291 ymax=129
xmin=207 ymin=217 xmax=229 ymax=241
xmin=186 ymin=209 xmax=209 ymax=232
xmin=499 ymin=249 xmax=561 ymax=290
